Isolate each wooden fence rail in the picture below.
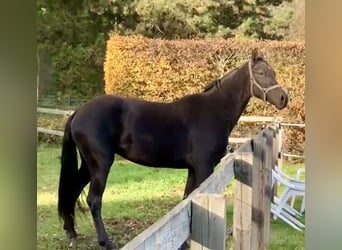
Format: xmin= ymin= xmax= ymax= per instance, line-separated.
xmin=37 ymin=107 xmax=74 ymax=115
xmin=37 ymin=127 xmax=64 ymax=136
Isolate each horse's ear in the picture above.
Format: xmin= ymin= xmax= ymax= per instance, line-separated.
xmin=251 ymin=48 xmax=265 ymax=63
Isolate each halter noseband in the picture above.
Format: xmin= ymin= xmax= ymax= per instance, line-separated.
xmin=248 ymin=60 xmax=281 ymax=102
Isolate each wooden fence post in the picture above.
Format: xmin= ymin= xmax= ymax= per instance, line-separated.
xmin=250 ymin=137 xmax=271 ymax=250
xmin=267 ymin=127 xmax=278 ymax=201
xmin=261 ymin=129 xmax=274 ymax=245
xmin=233 ymin=150 xmax=253 ymax=250
xmin=232 ymin=136 xmax=272 ymax=250
xmin=272 ymin=125 xmax=280 ymax=197
xmin=277 ymin=123 xmax=283 ymax=170
xmin=191 ymin=194 xmax=227 ymax=250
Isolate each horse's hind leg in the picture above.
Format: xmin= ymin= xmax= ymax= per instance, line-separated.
xmin=87 ymin=168 xmax=113 ymax=249
xmin=76 ymin=155 xmax=91 ymax=205
xmin=78 ymin=142 xmax=115 ymax=250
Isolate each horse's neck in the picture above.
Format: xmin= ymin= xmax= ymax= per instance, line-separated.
xmin=216 ymin=62 xmax=251 ymax=126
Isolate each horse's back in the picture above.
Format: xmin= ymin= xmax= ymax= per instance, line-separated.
xmin=71 ymin=95 xmax=124 ymax=127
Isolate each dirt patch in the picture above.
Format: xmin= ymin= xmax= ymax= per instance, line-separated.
xmin=104 ymin=218 xmax=156 ymax=248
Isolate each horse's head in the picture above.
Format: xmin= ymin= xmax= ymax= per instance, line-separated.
xmin=249 ymin=48 xmax=288 ymax=110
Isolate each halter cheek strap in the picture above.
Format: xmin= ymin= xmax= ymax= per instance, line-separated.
xmin=248 ymin=60 xmax=281 ymax=102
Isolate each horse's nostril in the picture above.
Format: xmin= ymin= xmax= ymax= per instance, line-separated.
xmin=280 ymin=94 xmax=288 ymax=107
xmin=281 ymin=94 xmax=286 ymax=102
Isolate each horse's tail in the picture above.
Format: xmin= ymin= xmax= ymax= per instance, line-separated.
xmin=58 ymin=111 xmax=83 ymax=223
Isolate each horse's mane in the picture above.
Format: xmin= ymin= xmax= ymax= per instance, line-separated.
xmin=203 ymin=67 xmax=239 ymax=92
xmin=203 ymin=79 xmax=221 ymax=92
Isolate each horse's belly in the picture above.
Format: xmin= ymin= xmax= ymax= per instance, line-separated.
xmin=119 ymin=133 xmax=187 ymax=167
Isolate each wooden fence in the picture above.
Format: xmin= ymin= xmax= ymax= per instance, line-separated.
xmin=37 ymin=107 xmax=286 ymax=249
xmin=119 ymin=127 xmax=280 ymax=250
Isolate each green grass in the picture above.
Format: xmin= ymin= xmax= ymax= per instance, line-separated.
xmin=37 ymin=144 xmax=304 ymax=249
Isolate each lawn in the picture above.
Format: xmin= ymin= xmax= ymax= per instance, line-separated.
xmin=37 ymin=144 xmax=305 ymax=250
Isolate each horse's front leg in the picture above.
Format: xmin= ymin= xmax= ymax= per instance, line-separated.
xmin=183 ymin=168 xmax=196 ymax=199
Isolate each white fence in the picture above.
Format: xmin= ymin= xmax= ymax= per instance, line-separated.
xmin=37 ymin=107 xmax=290 ymax=145
xmin=37 ymin=107 xmax=305 ymax=159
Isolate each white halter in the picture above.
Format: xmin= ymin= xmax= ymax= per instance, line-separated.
xmin=248 ymin=60 xmax=281 ymax=102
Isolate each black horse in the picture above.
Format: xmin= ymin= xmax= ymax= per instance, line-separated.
xmin=58 ymin=48 xmax=288 ymax=249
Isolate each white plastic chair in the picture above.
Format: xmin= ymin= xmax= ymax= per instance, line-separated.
xmin=290 ymin=168 xmax=305 ymax=213
xmin=271 ymin=201 xmax=305 ymax=231
xmin=274 ymin=165 xmax=305 ymax=213
xmin=271 ymin=167 xmax=305 ymax=231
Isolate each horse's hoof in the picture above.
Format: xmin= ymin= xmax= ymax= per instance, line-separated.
xmin=99 ymin=245 xmax=116 ymax=250
xmin=68 ymin=238 xmax=77 ymax=248
xmin=66 ymin=230 xmax=78 ymax=241
xmin=99 ymin=239 xmax=118 ymax=250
